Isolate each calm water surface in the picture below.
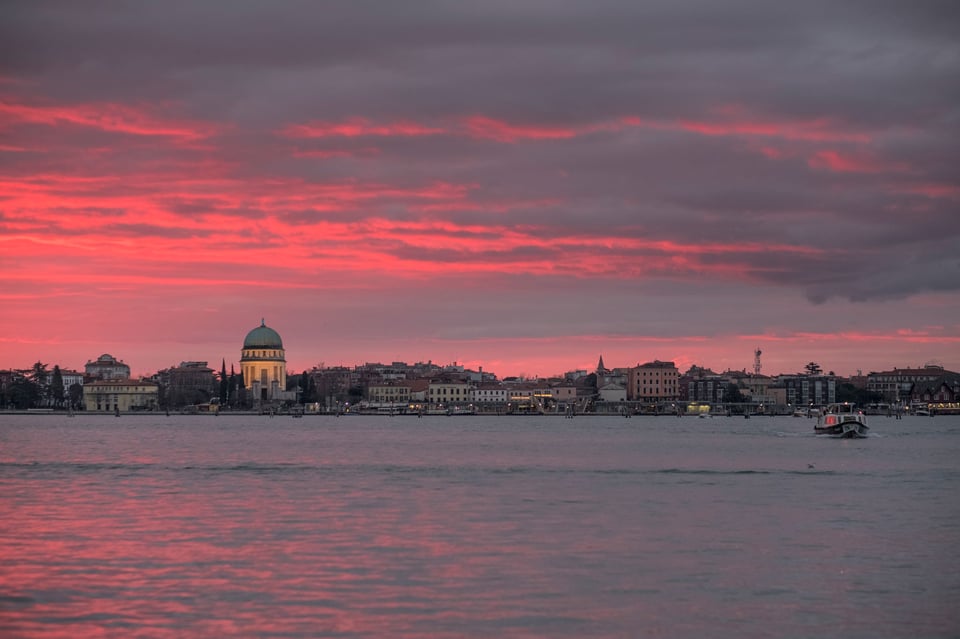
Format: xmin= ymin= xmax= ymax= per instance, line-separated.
xmin=1 ymin=414 xmax=958 ymax=638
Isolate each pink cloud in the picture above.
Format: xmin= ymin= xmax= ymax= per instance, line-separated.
xmin=892 ymin=182 xmax=960 ymax=199
xmin=460 ymin=115 xmax=581 ymax=142
xmin=0 ymin=99 xmax=219 ymax=141
xmin=281 ymin=117 xmax=445 ymax=138
xmin=807 ymin=150 xmax=908 ymax=174
xmin=277 ymin=107 xmax=875 ymax=149
xmin=290 ymin=147 xmax=381 ymax=159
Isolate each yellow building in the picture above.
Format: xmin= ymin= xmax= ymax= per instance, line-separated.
xmin=427 ymin=377 xmax=474 ymax=407
xmin=368 ymin=382 xmax=411 ymax=404
xmin=240 ymin=319 xmax=287 ymax=403
xmin=84 ymin=379 xmax=159 ymax=412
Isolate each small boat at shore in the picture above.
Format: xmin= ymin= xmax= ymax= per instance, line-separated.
xmin=815 ymin=403 xmax=869 ymax=438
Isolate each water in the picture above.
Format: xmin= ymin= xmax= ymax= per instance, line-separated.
xmin=1 ymin=413 xmax=958 ymax=638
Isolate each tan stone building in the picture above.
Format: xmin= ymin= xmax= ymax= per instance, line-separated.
xmin=627 ymin=360 xmax=680 ymax=401
xmin=428 ymin=377 xmax=474 ymax=407
xmin=84 ymin=379 xmax=159 ymax=412
xmin=368 ymin=381 xmax=411 ymax=404
xmin=240 ymin=320 xmax=288 ymax=403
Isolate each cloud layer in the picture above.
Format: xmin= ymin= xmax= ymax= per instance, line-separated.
xmin=2 ymin=1 xmax=958 ymax=376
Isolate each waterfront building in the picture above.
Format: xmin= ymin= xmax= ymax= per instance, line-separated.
xmin=157 ymin=361 xmax=218 ymax=408
xmin=682 ymin=375 xmax=730 ymax=404
xmin=767 ymin=386 xmax=788 ymax=408
xmin=911 ymin=372 xmax=960 ymax=404
xmin=240 ymin=320 xmax=288 ymax=403
xmin=474 ymin=383 xmax=508 ymax=407
xmin=507 ymin=381 xmax=554 ymax=412
xmin=867 ymin=365 xmax=952 ymax=402
xmin=741 ymin=373 xmax=775 ymax=406
xmin=85 ymin=354 xmax=131 ymax=380
xmin=550 ymin=383 xmax=578 ymax=403
xmin=307 ymin=365 xmax=360 ymax=409
xmin=83 ymin=379 xmax=158 ymax=412
xmin=598 ymin=382 xmax=627 ymax=403
xmin=367 ymin=381 xmax=411 ymax=404
xmin=775 ymin=374 xmax=836 ymax=407
xmin=627 ymin=360 xmax=680 ymax=402
xmin=428 ymin=376 xmax=474 ymax=407
xmin=407 ymin=379 xmax=430 ymax=404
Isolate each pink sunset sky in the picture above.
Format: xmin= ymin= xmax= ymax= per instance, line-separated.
xmin=2 ymin=1 xmax=958 ymax=379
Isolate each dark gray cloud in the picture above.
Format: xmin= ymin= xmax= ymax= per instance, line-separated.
xmin=2 ymin=0 xmax=958 ymax=309
xmin=4 ymin=1 xmax=957 ymax=117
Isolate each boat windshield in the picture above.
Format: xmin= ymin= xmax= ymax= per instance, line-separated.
xmin=828 ymin=403 xmax=856 ymax=414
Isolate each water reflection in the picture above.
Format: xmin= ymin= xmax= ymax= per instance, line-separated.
xmin=1 ymin=415 xmax=958 ymax=637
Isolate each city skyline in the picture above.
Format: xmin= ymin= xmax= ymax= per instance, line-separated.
xmin=1 ymin=325 xmax=953 ymax=383
xmin=2 ymin=2 xmax=958 ymax=379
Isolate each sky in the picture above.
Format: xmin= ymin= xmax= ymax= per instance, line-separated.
xmin=2 ymin=0 xmax=959 ymax=379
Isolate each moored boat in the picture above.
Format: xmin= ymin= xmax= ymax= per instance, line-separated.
xmin=815 ymin=403 xmax=869 ymax=438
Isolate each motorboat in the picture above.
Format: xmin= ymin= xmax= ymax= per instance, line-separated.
xmin=815 ymin=403 xmax=869 ymax=438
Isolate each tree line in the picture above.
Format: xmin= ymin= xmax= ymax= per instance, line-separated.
xmin=1 ymin=362 xmax=83 ymax=410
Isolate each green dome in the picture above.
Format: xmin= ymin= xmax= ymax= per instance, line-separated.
xmin=243 ymin=320 xmax=284 ymax=349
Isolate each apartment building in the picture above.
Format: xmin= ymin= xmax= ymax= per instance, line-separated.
xmin=427 ymin=377 xmax=474 ymax=406
xmin=368 ymin=381 xmax=411 ymax=404
xmin=627 ymin=360 xmax=679 ymax=401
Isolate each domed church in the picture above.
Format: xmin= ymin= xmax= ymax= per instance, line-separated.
xmin=240 ymin=319 xmax=287 ymax=402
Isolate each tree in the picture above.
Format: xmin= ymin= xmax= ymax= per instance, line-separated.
xmin=287 ymin=372 xmax=301 ymax=392
xmin=24 ymin=362 xmax=49 ymax=408
xmin=227 ymin=364 xmax=237 ymax=407
xmin=233 ymin=367 xmax=246 ymax=409
xmin=156 ymin=382 xmax=169 ymax=410
xmin=50 ymin=365 xmax=65 ymax=409
xmin=583 ymin=373 xmax=598 ymax=390
xmin=68 ymin=383 xmax=84 ymax=411
xmin=296 ymin=371 xmax=317 ymax=404
xmin=302 ymin=372 xmax=317 ymax=404
xmin=725 ymin=383 xmax=745 ymax=404
xmin=219 ymin=359 xmax=228 ymax=405
xmin=836 ymin=382 xmax=883 ymax=405
xmin=347 ymin=384 xmax=364 ymax=404
xmin=805 ymin=362 xmax=823 ymax=376
xmin=6 ymin=377 xmax=41 ymax=409
xmin=30 ymin=361 xmax=49 ymax=384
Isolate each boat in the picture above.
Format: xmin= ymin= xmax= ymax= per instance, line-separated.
xmin=910 ymin=403 xmax=931 ymax=416
xmin=815 ymin=403 xmax=869 ymax=438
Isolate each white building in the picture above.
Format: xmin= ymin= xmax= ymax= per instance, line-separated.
xmin=85 ymin=354 xmax=131 ymax=380
xmin=84 ymin=379 xmax=159 ymax=412
xmin=598 ymin=383 xmax=627 ymax=403
xmin=474 ymin=383 xmax=507 ymax=406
